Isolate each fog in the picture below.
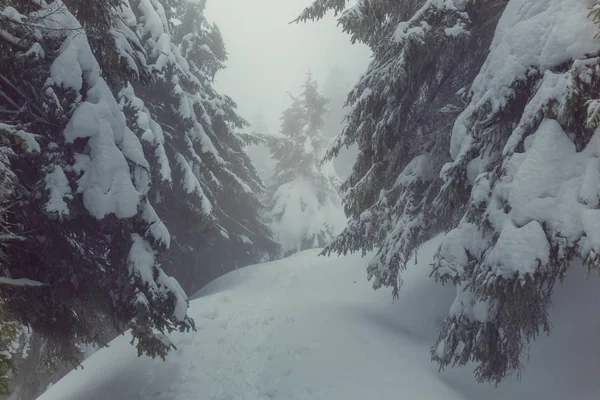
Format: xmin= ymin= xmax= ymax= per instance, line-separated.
xmin=205 ymin=0 xmax=372 ymax=133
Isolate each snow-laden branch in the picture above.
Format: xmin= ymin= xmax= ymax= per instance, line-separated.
xmin=0 ymin=277 xmax=47 ymax=287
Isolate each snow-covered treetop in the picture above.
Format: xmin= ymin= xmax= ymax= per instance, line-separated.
xmin=272 ymin=73 xmax=331 ymax=180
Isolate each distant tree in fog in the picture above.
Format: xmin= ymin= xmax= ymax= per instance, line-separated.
xmin=265 ymin=73 xmax=346 ymax=257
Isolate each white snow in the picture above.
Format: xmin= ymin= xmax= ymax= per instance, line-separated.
xmin=1 ymin=6 xmax=26 ymax=23
xmin=22 ymin=42 xmax=45 ymax=59
xmin=391 ymin=0 xmax=465 ymax=43
xmin=127 ymin=234 xmax=189 ymax=323
xmin=37 ymin=235 xmax=600 ymax=400
xmin=0 ymin=277 xmax=46 ymax=287
xmin=394 ymin=153 xmax=435 ymax=186
xmin=14 ymin=130 xmax=40 ymax=153
xmin=442 ymin=117 xmax=600 ymax=282
xmin=44 ymin=165 xmax=72 ymax=217
xmin=269 ymin=176 xmax=346 ymax=255
xmin=587 ymin=99 xmax=600 ymax=128
xmin=505 ymin=119 xmax=584 ymax=236
xmin=435 ymin=223 xmax=481 ymax=279
xmin=485 ymin=220 xmax=550 ymax=277
xmin=444 ymin=22 xmax=467 ymax=37
xmin=448 ymin=282 xmax=492 ymax=323
xmin=267 ymin=119 xmax=347 ymax=255
xmin=0 ymin=123 xmax=40 ymax=153
xmin=118 ymin=84 xmax=173 ymax=184
xmin=138 ymin=0 xmax=166 ymax=41
xmin=393 ymin=21 xmax=431 ymax=42
xmin=450 ymin=0 xmax=599 ymax=161
xmin=175 ymin=154 xmax=213 ymax=215
xmin=111 ymin=11 xmax=143 ymax=75
xmin=127 ymin=234 xmax=158 ymax=293
xmin=238 ymin=235 xmax=253 ymax=245
xmin=41 ymin=2 xmax=148 ymax=220
xmin=501 ymin=69 xmax=574 ymax=155
xmin=141 ymin=201 xmax=171 ymax=248
xmin=439 ymin=0 xmax=600 ymax=289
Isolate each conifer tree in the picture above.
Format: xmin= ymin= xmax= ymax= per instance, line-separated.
xmin=117 ymin=0 xmax=278 ymax=292
xmin=0 ymin=0 xmax=194 ymax=374
xmin=0 ymin=0 xmax=278 ymax=395
xmin=298 ymin=0 xmax=600 ymax=383
xmin=299 ymin=0 xmax=503 ymax=292
xmin=430 ymin=0 xmax=600 ymax=383
xmin=266 ymin=73 xmax=346 ymax=256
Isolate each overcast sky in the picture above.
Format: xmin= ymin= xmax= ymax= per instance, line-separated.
xmin=205 ymin=0 xmax=371 ymax=133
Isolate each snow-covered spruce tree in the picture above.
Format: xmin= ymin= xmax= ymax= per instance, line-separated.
xmin=174 ymin=0 xmax=279 ymax=281
xmin=299 ymin=0 xmax=600 ymax=383
xmin=117 ymin=0 xmax=278 ymax=293
xmin=431 ymin=0 xmax=600 ymax=383
xmin=0 ymin=0 xmax=193 ymax=370
xmin=266 ymin=73 xmax=346 ymax=256
xmin=297 ymin=0 xmax=504 ymax=293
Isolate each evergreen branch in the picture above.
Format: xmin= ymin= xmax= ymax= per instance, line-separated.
xmin=0 ymin=89 xmax=19 ymax=111
xmin=291 ymin=0 xmax=348 ymax=24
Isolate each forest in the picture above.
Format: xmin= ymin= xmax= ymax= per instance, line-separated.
xmin=0 ymin=0 xmax=599 ymax=399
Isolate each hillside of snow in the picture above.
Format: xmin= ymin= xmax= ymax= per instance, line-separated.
xmin=37 ymin=236 xmax=599 ymax=400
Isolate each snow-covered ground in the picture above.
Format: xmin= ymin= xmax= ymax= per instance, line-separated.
xmin=38 ymin=236 xmax=599 ymax=400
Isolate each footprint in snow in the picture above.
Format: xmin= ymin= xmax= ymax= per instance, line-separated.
xmin=202 ymin=307 xmax=219 ymax=320
xmin=289 ymin=347 xmax=309 ymax=357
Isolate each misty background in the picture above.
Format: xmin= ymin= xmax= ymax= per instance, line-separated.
xmin=205 ymin=0 xmax=372 ymax=179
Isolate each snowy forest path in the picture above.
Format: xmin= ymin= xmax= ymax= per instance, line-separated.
xmin=186 ymin=254 xmax=303 ymax=400
xmin=180 ymin=248 xmax=467 ymax=400
xmin=38 ymin=244 xmax=484 ymax=400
